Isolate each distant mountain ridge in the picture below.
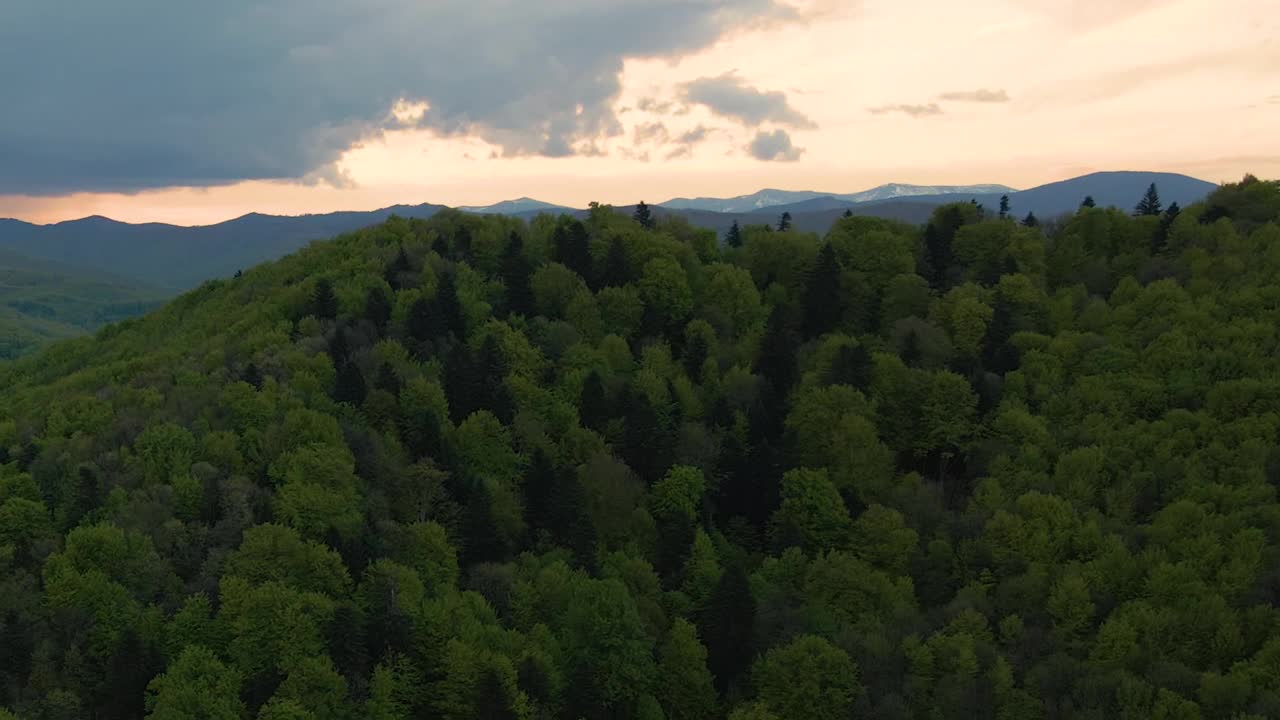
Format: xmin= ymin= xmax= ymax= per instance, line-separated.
xmin=0 ymin=171 xmax=1219 ymax=294
xmin=661 ymin=183 xmax=1019 ymax=213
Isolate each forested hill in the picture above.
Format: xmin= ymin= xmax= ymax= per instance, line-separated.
xmin=1 ymin=177 xmax=1279 ymax=719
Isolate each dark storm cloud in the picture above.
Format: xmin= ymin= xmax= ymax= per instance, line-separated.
xmin=747 ymin=129 xmax=803 ymax=161
xmin=680 ymin=73 xmax=816 ymax=128
xmin=0 ymin=0 xmax=798 ymax=195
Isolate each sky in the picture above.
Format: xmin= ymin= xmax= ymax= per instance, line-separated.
xmin=1 ymin=0 xmax=1276 ymax=226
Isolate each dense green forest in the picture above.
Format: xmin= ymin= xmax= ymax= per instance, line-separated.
xmin=0 ymin=249 xmax=166 ymax=360
xmin=1 ymin=176 xmax=1279 ymax=719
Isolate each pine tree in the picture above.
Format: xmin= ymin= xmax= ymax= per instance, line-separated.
xmin=726 ymin=220 xmax=743 ymax=248
xmin=553 ymin=219 xmax=593 ymax=280
xmin=800 ymin=244 xmax=843 ymax=339
xmin=901 ymin=329 xmax=922 ymax=367
xmin=312 ymin=278 xmax=339 ymax=320
xmin=335 ymin=360 xmax=367 ymax=406
xmin=599 ymin=237 xmax=632 ymax=289
xmin=777 ymin=211 xmax=792 ymax=232
xmin=243 ymin=362 xmax=263 ymax=390
xmin=435 ymin=272 xmax=466 ymax=340
xmin=385 ymin=245 xmax=412 ymax=289
xmin=1152 ymin=201 xmax=1181 ymax=254
xmin=999 ymin=194 xmax=1010 ymax=219
xmin=500 ymin=232 xmax=535 ymax=317
xmin=328 ymin=326 xmax=352 ymax=367
xmin=1081 ymin=195 xmax=1096 ymax=208
xmin=756 ymin=306 xmax=798 ymax=394
xmin=633 ymin=201 xmax=655 ymax=229
xmin=842 ymin=208 xmax=854 ymax=218
xmin=697 ymin=564 xmax=756 ymax=694
xmin=374 ymin=362 xmax=402 ymax=397
xmin=579 ymin=371 xmax=609 ymax=430
xmin=1135 ymin=183 xmax=1162 ymax=216
xmin=682 ymin=333 xmax=709 ymax=381
xmin=826 ymin=343 xmax=873 ymax=391
xmin=365 ymin=285 xmax=393 ymax=332
xmin=407 ymin=298 xmax=437 ymax=345
xmin=1022 ymin=212 xmax=1039 ymax=227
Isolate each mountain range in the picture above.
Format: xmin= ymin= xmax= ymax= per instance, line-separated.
xmin=0 ymin=171 xmax=1218 ymax=294
xmin=660 ymin=183 xmax=1018 ymax=213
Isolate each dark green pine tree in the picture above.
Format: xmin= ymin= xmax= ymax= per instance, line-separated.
xmin=1135 ymin=183 xmax=1163 ymax=216
xmin=444 ymin=344 xmax=481 ymax=424
xmin=901 ymin=329 xmax=922 ymax=368
xmin=826 ymin=343 xmax=873 ymax=391
xmin=325 ymin=602 xmax=370 ymax=682
xmin=477 ymin=335 xmax=510 ymax=418
xmin=1151 ymin=201 xmax=1181 ymax=254
xmin=434 ymin=271 xmax=466 ymax=340
xmin=334 ymin=358 xmax=367 ymax=406
xmin=312 ymin=278 xmax=339 ymax=320
xmin=455 ymin=224 xmax=475 ymax=264
xmin=365 ymin=285 xmax=393 ymax=332
xmin=328 ymin=326 xmax=352 ymax=368
xmin=633 ymin=200 xmax=655 ymax=229
xmin=998 ymin=194 xmax=1010 ymax=219
xmin=777 ymin=211 xmax=792 ymax=232
xmin=461 ymin=482 xmax=508 ymax=565
xmin=374 ymin=361 xmax=402 ymax=397
xmin=523 ymin=448 xmax=558 ymax=537
xmin=1081 ymin=195 xmax=1096 ymax=208
xmin=385 ymin=245 xmax=413 ymax=289
xmin=599 ymin=236 xmax=632 ymax=289
xmin=800 ymin=244 xmax=843 ymax=339
xmin=473 ymin=666 xmax=520 ymax=720
xmin=755 ymin=306 xmax=798 ymax=394
xmin=726 ymin=220 xmax=743 ymax=248
xmin=578 ymin=370 xmax=609 ymax=430
xmin=697 ymin=564 xmax=757 ymax=695
xmin=242 ymin=362 xmax=263 ymax=390
xmin=622 ymin=388 xmax=671 ymax=484
xmin=1022 ymin=211 xmax=1039 ymax=228
xmin=682 ymin=332 xmax=710 ymax=381
xmin=843 ymin=208 xmax=854 ymax=218
xmin=500 ymin=232 xmax=535 ymax=318
xmin=406 ymin=297 xmax=437 ymax=346
xmin=553 ymin=219 xmax=593 ymax=280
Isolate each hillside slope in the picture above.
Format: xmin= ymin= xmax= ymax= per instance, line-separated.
xmin=1 ymin=180 xmax=1280 ymax=719
xmin=0 ymin=247 xmax=166 ymax=359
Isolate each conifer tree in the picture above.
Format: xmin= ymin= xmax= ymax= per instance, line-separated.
xmin=756 ymin=306 xmax=798 ymax=394
xmin=1081 ymin=195 xmax=1096 ymax=208
xmin=385 ymin=245 xmax=412 ymax=289
xmin=1022 ymin=211 xmax=1039 ymax=227
xmin=633 ymin=201 xmax=655 ymax=229
xmin=777 ymin=211 xmax=792 ymax=232
xmin=726 ymin=220 xmax=743 ymax=249
xmin=1135 ymin=183 xmax=1162 ymax=216
xmin=599 ymin=236 xmax=632 ymax=289
xmin=579 ymin=370 xmax=609 ymax=430
xmin=553 ymin=219 xmax=593 ymax=280
xmin=842 ymin=208 xmax=854 ymax=218
xmin=826 ymin=343 xmax=872 ymax=391
xmin=999 ymin=194 xmax=1011 ymax=219
xmin=312 ymin=278 xmax=339 ymax=320
xmin=801 ymin=244 xmax=843 ymax=339
xmin=335 ymin=360 xmax=367 ymax=406
xmin=1152 ymin=201 xmax=1181 ymax=254
xmin=365 ymin=285 xmax=393 ymax=332
xmin=434 ymin=271 xmax=466 ymax=340
xmin=500 ymin=232 xmax=535 ymax=317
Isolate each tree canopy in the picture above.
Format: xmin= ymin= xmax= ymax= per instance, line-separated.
xmin=1 ymin=178 xmax=1279 ymax=718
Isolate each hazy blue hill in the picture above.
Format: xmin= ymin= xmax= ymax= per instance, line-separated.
xmin=0 ymin=246 xmax=167 ymax=359
xmin=458 ymin=197 xmax=573 ymax=214
xmin=0 ymin=203 xmax=449 ymax=289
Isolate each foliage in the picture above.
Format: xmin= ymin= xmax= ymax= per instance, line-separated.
xmin=1 ymin=177 xmax=1278 ymax=718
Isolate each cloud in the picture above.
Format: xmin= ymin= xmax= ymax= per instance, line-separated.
xmin=633 ymin=122 xmax=671 ymax=146
xmin=677 ymin=125 xmax=712 ymax=145
xmin=938 ymin=88 xmax=1010 ymax=103
xmin=747 ymin=130 xmax=804 ymax=162
xmin=680 ymin=72 xmax=816 ymax=129
xmin=0 ymin=0 xmax=799 ymax=195
xmin=665 ymin=146 xmax=693 ymax=161
xmin=637 ymin=97 xmax=675 ymax=114
xmin=868 ymin=103 xmax=944 ymax=117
